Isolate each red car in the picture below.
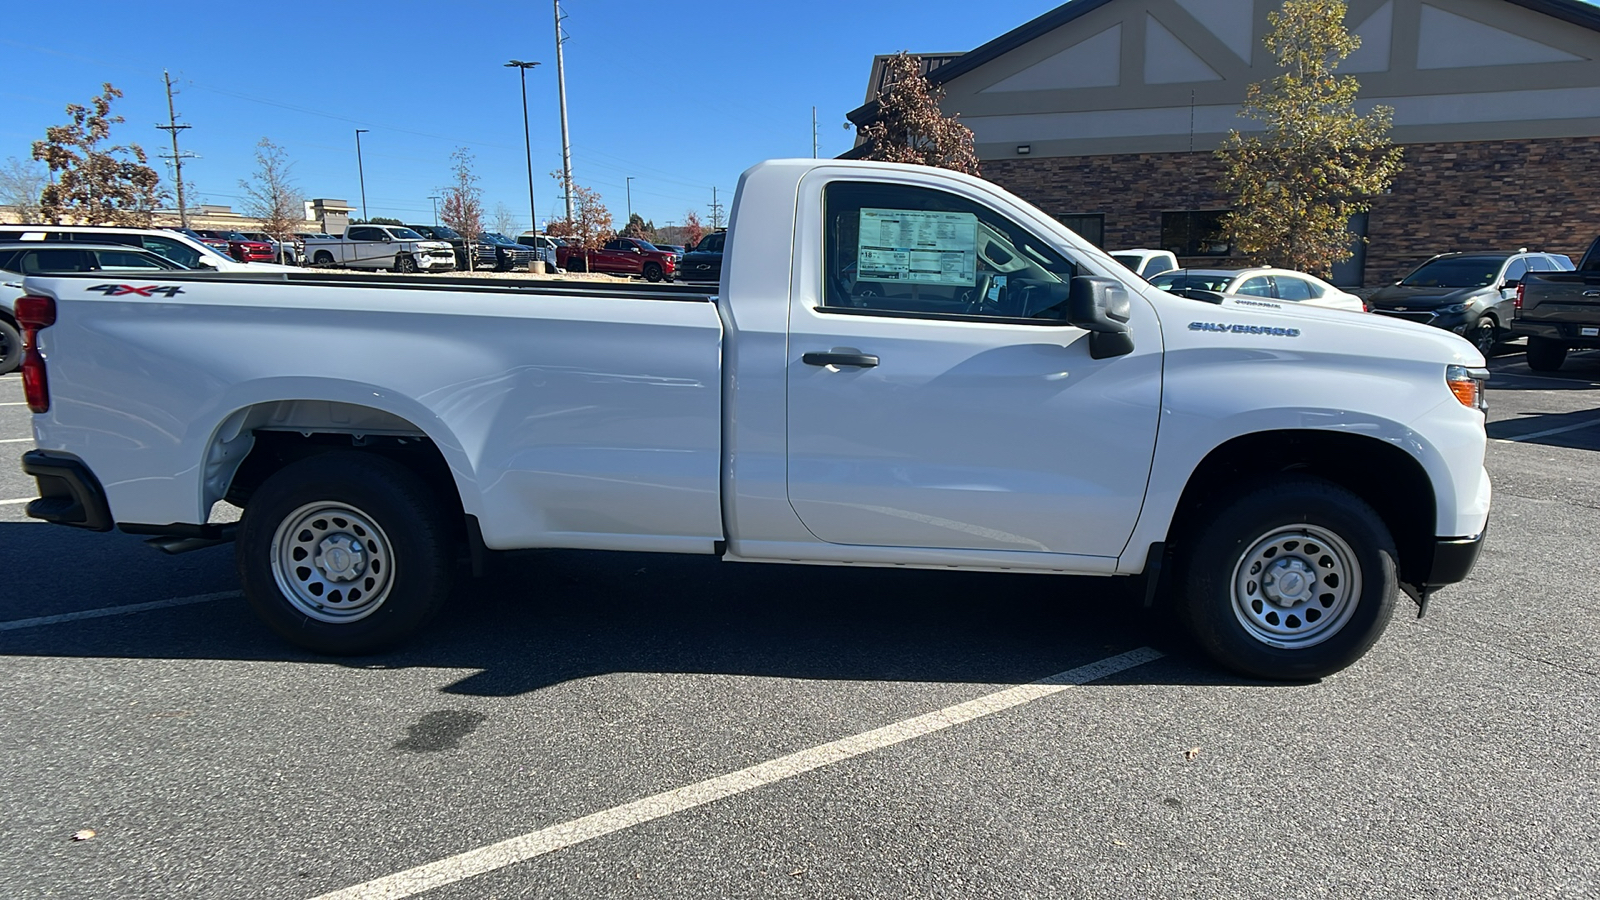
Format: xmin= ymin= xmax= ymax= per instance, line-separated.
xmin=558 ymin=237 xmax=677 ymax=282
xmin=195 ymin=229 xmax=275 ymax=263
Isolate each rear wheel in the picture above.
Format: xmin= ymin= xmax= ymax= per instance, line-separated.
xmin=1526 ymin=336 xmax=1568 ymax=372
xmin=0 ymin=319 xmax=21 ymax=376
xmin=313 ymin=250 xmax=335 ymax=267
xmin=1178 ymin=476 xmax=1398 ymax=680
xmin=237 ymin=452 xmax=453 ymax=655
xmin=642 ymin=262 xmax=663 ymax=283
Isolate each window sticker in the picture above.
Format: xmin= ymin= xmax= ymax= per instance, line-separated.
xmin=857 ymin=208 xmax=977 ymax=286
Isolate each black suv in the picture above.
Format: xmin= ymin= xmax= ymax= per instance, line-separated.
xmin=1367 ymin=250 xmax=1574 ymax=355
xmin=678 ymin=230 xmax=726 ymax=284
xmin=407 ymin=225 xmax=494 ymax=271
xmin=479 ymin=232 xmax=535 ymax=271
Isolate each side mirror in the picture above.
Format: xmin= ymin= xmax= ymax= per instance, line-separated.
xmin=197 ymin=258 xmax=220 ymax=269
xmin=382 ymin=235 xmax=393 ymax=243
xmin=1066 ymin=276 xmax=1134 ymax=359
xmin=1501 ymin=279 xmax=1520 ymax=290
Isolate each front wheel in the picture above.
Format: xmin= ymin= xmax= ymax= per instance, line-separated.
xmin=0 ymin=319 xmax=21 ymax=376
xmin=1525 ymin=336 xmax=1568 ymax=372
xmin=396 ymin=254 xmax=418 ymax=274
xmin=1178 ymin=476 xmax=1398 ymax=680
xmin=1472 ymin=316 xmax=1498 ymax=357
xmin=236 ymin=452 xmax=453 ymax=654
xmin=642 ymin=262 xmax=663 ymax=283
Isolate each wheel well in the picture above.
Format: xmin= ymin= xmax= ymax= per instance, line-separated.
xmin=1168 ymin=430 xmax=1436 ymax=589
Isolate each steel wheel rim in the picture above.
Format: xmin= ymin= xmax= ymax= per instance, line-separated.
xmin=1230 ymin=524 xmax=1361 ymax=650
xmin=270 ymin=501 xmax=395 ymax=624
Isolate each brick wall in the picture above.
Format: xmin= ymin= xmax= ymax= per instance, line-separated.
xmin=983 ymin=135 xmax=1600 ymax=286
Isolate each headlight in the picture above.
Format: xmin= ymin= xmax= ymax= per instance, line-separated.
xmin=1438 ymin=303 xmax=1469 ymax=314
xmin=1446 ymin=364 xmax=1489 ymax=411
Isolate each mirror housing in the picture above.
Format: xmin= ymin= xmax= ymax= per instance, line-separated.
xmin=1066 ymin=276 xmax=1135 ymax=359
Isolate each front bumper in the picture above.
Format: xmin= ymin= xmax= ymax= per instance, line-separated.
xmin=1371 ymin=307 xmax=1475 ymax=334
xmin=21 ymin=450 xmax=113 ymax=531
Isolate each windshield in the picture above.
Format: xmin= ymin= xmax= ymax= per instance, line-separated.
xmin=431 ymin=226 xmax=461 ymax=239
xmin=1111 ymin=254 xmax=1141 ymax=269
xmin=633 ymin=239 xmax=660 ymax=251
xmin=482 ymin=232 xmax=509 ymax=243
xmin=1400 ymin=257 xmax=1504 ymax=288
xmin=1149 ymin=272 xmax=1234 ymax=292
xmin=389 ymin=228 xmax=425 ymax=240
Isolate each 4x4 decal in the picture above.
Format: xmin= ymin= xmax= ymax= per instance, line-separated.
xmin=85 ymin=284 xmax=186 ymax=298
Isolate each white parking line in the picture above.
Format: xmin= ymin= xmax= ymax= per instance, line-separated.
xmin=0 ymin=402 xmax=29 ymax=406
xmin=0 ymin=438 xmax=32 ymax=443
xmin=0 ymin=498 xmax=32 ymax=506
xmin=0 ymin=590 xmax=241 ymax=632
xmin=1493 ymin=415 xmax=1600 ymax=444
xmin=309 ymin=647 xmax=1164 ymax=900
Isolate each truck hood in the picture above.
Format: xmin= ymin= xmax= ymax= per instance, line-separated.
xmin=1169 ymin=292 xmax=1485 ymax=367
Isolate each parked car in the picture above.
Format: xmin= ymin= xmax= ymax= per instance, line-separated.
xmin=479 ymin=232 xmax=536 ymax=271
xmin=675 ymin=230 xmax=726 ymax=283
xmin=1511 ymin=235 xmax=1600 ymax=370
xmin=173 ymin=227 xmax=232 ymax=254
xmin=408 ymin=225 xmax=495 ymax=271
xmin=238 ymin=231 xmax=299 ymax=265
xmin=1110 ymin=249 xmax=1178 ymax=280
xmin=514 ymin=233 xmax=563 ymax=269
xmin=1368 ymin=250 xmax=1575 ymax=355
xmin=13 ymin=157 xmax=1492 ymax=680
xmin=1147 ymin=267 xmax=1366 ymax=312
xmin=0 ymin=224 xmax=297 ymax=272
xmin=303 ymin=224 xmax=456 ymax=272
xmin=559 ymin=236 xmax=677 ymax=282
xmin=194 ymin=229 xmax=276 ymax=263
xmin=0 ymin=242 xmax=189 ymax=375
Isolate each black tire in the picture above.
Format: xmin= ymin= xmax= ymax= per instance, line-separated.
xmin=313 ymin=250 xmax=335 ymax=267
xmin=1525 ymin=336 xmax=1568 ymax=372
xmin=642 ymin=262 xmax=663 ymax=283
xmin=1178 ymin=475 xmax=1398 ymax=680
xmin=1472 ymin=316 xmax=1497 ymax=357
xmin=568 ymin=258 xmax=586 ymax=273
xmin=396 ymin=254 xmax=418 ymax=274
xmin=0 ymin=318 xmax=21 ymax=376
xmin=236 ymin=452 xmax=453 ymax=655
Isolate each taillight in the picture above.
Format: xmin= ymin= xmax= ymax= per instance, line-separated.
xmin=14 ymin=294 xmax=55 ymax=414
xmin=1514 ymin=282 xmax=1524 ymax=312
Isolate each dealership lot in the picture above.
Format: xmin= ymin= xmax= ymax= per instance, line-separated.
xmin=1 ymin=350 xmax=1597 ymax=898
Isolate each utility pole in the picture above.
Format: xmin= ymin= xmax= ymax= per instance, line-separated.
xmin=354 ymin=129 xmax=370 ymax=221
xmin=156 ymin=71 xmax=196 ymax=228
xmin=553 ymin=0 xmax=575 ymax=224
xmin=709 ymin=186 xmax=724 ymax=230
xmin=625 ymin=176 xmax=633 ymax=224
xmin=429 ymin=195 xmax=441 ymax=226
xmin=505 ymin=60 xmax=541 ymax=235
xmin=812 ymin=106 xmax=819 ymax=158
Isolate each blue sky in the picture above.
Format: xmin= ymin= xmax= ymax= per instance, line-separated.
xmin=1 ymin=0 xmax=1066 ymax=232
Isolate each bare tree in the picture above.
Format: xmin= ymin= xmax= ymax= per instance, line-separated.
xmin=0 ymin=157 xmax=47 ymax=222
xmin=31 ymin=83 xmax=164 ymax=225
xmin=490 ymin=202 xmax=522 ymax=236
xmin=239 ymin=138 xmax=305 ymax=263
xmin=857 ymin=52 xmax=980 ymax=175
xmin=440 ymin=148 xmax=484 ymax=259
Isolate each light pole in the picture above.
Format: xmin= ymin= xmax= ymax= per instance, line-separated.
xmin=354 ymin=129 xmax=370 ymax=221
xmin=429 ymin=195 xmax=441 ymax=226
xmin=505 ymin=60 xmax=541 ymax=235
xmin=625 ymin=176 xmax=634 ymax=225
xmin=553 ymin=0 xmax=574 ymax=224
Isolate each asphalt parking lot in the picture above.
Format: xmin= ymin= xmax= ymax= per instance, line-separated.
xmin=1 ymin=346 xmax=1597 ymax=899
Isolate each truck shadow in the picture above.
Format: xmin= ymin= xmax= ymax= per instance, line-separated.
xmin=1486 ymin=408 xmax=1600 ymax=450
xmin=1487 ymin=350 xmax=1600 ymax=391
xmin=0 ymin=524 xmax=1275 ymax=692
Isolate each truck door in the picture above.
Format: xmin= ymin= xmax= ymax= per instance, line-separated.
xmin=344 ymin=226 xmax=386 ymax=268
xmin=785 ymin=178 xmax=1162 ymax=558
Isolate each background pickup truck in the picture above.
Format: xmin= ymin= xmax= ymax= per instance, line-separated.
xmin=1513 ymin=235 xmax=1600 ymax=370
xmin=559 ymin=237 xmax=677 ymax=281
xmin=303 ymin=224 xmax=456 ymax=272
xmin=15 ymin=159 xmax=1491 ymax=681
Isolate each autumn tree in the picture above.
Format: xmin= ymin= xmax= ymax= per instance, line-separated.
xmin=239 ymin=138 xmax=304 ymax=262
xmin=544 ymin=177 xmax=613 ymax=252
xmin=680 ymin=210 xmax=706 ymax=249
xmin=0 ymin=157 xmax=47 ymax=222
xmin=1216 ymin=0 xmax=1404 ymax=275
xmin=440 ymin=147 xmax=484 ymax=251
xmin=31 ymin=83 xmax=164 ymax=225
xmin=857 ymin=52 xmax=980 ymax=175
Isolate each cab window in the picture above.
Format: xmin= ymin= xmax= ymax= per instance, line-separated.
xmin=1236 ymin=276 xmax=1274 ymax=297
xmin=823 ymin=181 xmax=1078 ymax=321
xmin=18 ymin=249 xmax=90 ymax=273
xmin=93 ymin=249 xmax=173 ymax=270
xmin=1502 ymin=258 xmax=1528 ymax=285
xmin=1273 ymin=276 xmax=1314 ymax=301
xmin=140 ymin=236 xmax=202 ymax=268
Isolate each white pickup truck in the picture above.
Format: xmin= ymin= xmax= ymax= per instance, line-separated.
xmin=14 ymin=159 xmax=1491 ymax=680
xmin=303 ymin=224 xmax=456 ymax=272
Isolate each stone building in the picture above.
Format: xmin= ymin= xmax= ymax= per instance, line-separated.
xmin=846 ymin=0 xmax=1600 ymax=286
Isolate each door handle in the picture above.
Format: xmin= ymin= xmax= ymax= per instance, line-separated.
xmin=803 ymin=351 xmax=879 ymax=368
xmin=1583 ymin=291 xmax=1600 ymax=298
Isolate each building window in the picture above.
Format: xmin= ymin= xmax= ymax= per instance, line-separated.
xmin=1055 ymin=213 xmax=1105 ymax=248
xmin=1161 ymin=210 xmax=1232 ymax=256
